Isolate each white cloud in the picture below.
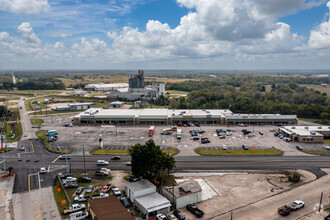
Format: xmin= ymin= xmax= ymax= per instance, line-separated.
xmin=17 ymin=22 xmax=41 ymax=45
xmin=0 ymin=0 xmax=50 ymax=14
xmin=308 ymin=20 xmax=330 ymax=49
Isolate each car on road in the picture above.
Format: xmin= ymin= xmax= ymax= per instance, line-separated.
xmin=288 ymin=200 xmax=304 ymax=211
xmin=120 ymin=197 xmax=131 ymax=208
xmin=323 ymin=146 xmax=330 ymax=150
xmin=195 ymin=123 xmax=200 ymax=127
xmin=65 ymin=123 xmax=69 ymax=127
xmin=156 ymin=213 xmax=168 ymax=220
xmin=222 ymin=145 xmax=228 ymax=150
xmin=63 ymin=204 xmax=86 ymax=215
xmin=39 ymin=167 xmax=47 ymax=174
xmin=97 ymin=160 xmax=109 ymax=166
xmin=277 ymin=205 xmax=291 ymax=216
xmin=173 ymin=210 xmax=185 ymax=220
xmin=197 ymin=129 xmax=205 ymax=134
xmin=20 ymin=106 xmax=22 ymax=109
xmin=86 ymin=185 xmax=94 ymax=193
xmin=242 ymin=145 xmax=249 ymax=150
xmin=186 ymin=204 xmax=204 ymax=218
xmin=59 ymin=155 xmax=71 ymax=160
xmin=112 ymin=187 xmax=121 ymax=196
xmin=69 ymin=123 xmax=73 ymax=127
xmin=32 ymin=125 xmax=41 ymax=128
xmin=219 ymin=135 xmax=226 ymax=139
xmin=69 ymin=211 xmax=88 ymax=220
xmin=77 ymin=177 xmax=91 ymax=183
xmin=296 ymin=145 xmax=303 ymax=150
xmin=111 ymin=156 xmax=121 ymax=160
xmin=201 ymin=137 xmax=210 ymax=144
xmin=19 ymin=146 xmax=25 ymax=151
xmin=75 ymin=187 xmax=84 ymax=195
xmin=100 ymin=184 xmax=111 ymax=193
xmin=23 ymin=133 xmax=28 ymax=137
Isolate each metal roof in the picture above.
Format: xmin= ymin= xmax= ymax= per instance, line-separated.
xmin=125 ymin=179 xmax=156 ymax=192
xmin=135 ymin=192 xmax=171 ymax=213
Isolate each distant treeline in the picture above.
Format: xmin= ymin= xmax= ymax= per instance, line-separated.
xmin=1 ymin=80 xmax=65 ymax=90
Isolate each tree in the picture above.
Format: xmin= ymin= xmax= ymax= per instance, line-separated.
xmin=129 ymin=139 xmax=175 ymax=179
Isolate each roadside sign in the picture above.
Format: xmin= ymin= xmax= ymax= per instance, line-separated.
xmin=57 ymin=188 xmax=61 ymax=192
xmin=62 ymin=200 xmax=66 ymax=204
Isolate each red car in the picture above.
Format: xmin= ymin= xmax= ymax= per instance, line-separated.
xmin=244 ymin=124 xmax=248 ymax=127
xmin=182 ymin=124 xmax=188 ymax=127
xmin=111 ymin=156 xmax=121 ymax=160
xmin=177 ymin=123 xmax=182 ymax=127
xmin=100 ymin=184 xmax=111 ymax=193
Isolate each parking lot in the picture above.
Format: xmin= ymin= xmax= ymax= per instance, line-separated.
xmin=40 ymin=114 xmax=327 ymax=156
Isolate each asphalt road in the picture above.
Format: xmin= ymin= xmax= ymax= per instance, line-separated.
xmin=18 ymin=97 xmax=37 ymax=139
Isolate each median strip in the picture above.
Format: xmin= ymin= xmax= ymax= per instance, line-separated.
xmin=195 ymin=147 xmax=283 ymax=156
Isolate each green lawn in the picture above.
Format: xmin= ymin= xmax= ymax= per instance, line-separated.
xmin=195 ymin=147 xmax=283 ymax=156
xmin=90 ymin=147 xmax=179 ymax=156
xmin=324 ymin=139 xmax=330 ymax=145
xmin=302 ymin=150 xmax=330 ymax=155
xmin=6 ymin=122 xmax=22 ymax=143
xmin=35 ymin=130 xmax=73 ymax=153
xmin=30 ymin=118 xmax=44 ymax=126
xmin=8 ymin=108 xmax=21 ymax=120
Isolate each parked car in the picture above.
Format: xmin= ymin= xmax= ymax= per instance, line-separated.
xmin=63 ymin=204 xmax=86 ymax=215
xmin=323 ymin=146 xmax=330 ymax=150
xmin=59 ymin=154 xmax=71 ymax=160
xmin=129 ymin=176 xmax=141 ymax=182
xmin=195 ymin=123 xmax=200 ymax=127
xmin=69 ymin=211 xmax=88 ymax=220
xmin=259 ymin=131 xmax=264 ymax=135
xmin=222 ymin=145 xmax=228 ymax=150
xmin=288 ymin=200 xmax=304 ymax=211
xmin=173 ymin=210 xmax=185 ymax=220
xmin=92 ymin=193 xmax=109 ymax=199
xmin=324 ymin=214 xmax=330 ymax=220
xmin=186 ymin=204 xmax=204 ymax=218
xmin=182 ymin=124 xmax=187 ymax=127
xmin=39 ymin=167 xmax=47 ymax=174
xmin=226 ymin=131 xmax=232 ymax=136
xmin=77 ymin=177 xmax=91 ymax=183
xmin=201 ymin=137 xmax=210 ymax=144
xmin=242 ymin=145 xmax=249 ymax=150
xmin=247 ymin=133 xmax=254 ymax=137
xmin=156 ymin=214 xmax=168 ymax=220
xmin=73 ymin=195 xmax=91 ymax=203
xmin=219 ymin=135 xmax=226 ymax=139
xmin=197 ymin=129 xmax=205 ymax=134
xmin=191 ymin=136 xmax=199 ymax=141
xmin=238 ymin=123 xmax=244 ymax=127
xmin=75 ymin=187 xmax=84 ymax=195
xmin=277 ymin=205 xmax=291 ymax=216
xmin=60 ymin=173 xmax=73 ymax=180
xmin=167 ymin=214 xmax=177 ymax=220
xmin=100 ymin=184 xmax=111 ymax=193
xmin=120 ymin=197 xmax=131 ymax=208
xmin=19 ymin=146 xmax=25 ymax=151
xmin=286 ymin=138 xmax=292 ymax=142
xmin=296 ymin=145 xmax=303 ymax=150
xmin=32 ymin=125 xmax=41 ymax=128
xmin=85 ymin=185 xmax=94 ymax=193
xmin=97 ymin=160 xmax=109 ymax=166
xmin=111 ymin=156 xmax=121 ymax=160
xmin=112 ymin=187 xmax=121 ymax=196
xmin=65 ymin=123 xmax=69 ymax=127
xmin=64 ymin=183 xmax=78 ymax=189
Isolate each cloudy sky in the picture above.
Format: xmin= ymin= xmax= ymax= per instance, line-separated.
xmin=0 ymin=0 xmax=329 ymax=70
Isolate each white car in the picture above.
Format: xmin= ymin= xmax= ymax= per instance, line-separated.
xmin=69 ymin=211 xmax=89 ymax=220
xmin=323 ymin=146 xmax=330 ymax=150
xmin=23 ymin=133 xmax=28 ymax=137
xmin=222 ymin=145 xmax=228 ymax=150
xmin=156 ymin=213 xmax=168 ymax=220
xmin=63 ymin=204 xmax=86 ymax=215
xmin=112 ymin=187 xmax=121 ymax=196
xmin=97 ymin=160 xmax=109 ymax=166
xmin=247 ymin=133 xmax=254 ymax=137
xmin=289 ymin=200 xmax=304 ymax=211
xmin=39 ymin=167 xmax=47 ymax=174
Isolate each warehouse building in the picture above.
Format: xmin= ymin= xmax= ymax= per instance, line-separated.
xmin=54 ymin=103 xmax=93 ymax=111
xmin=162 ymin=180 xmax=202 ymax=209
xmin=226 ymin=114 xmax=297 ymax=125
xmin=279 ymin=126 xmax=330 ymax=143
xmin=125 ymin=179 xmax=156 ymax=203
xmin=73 ymin=108 xmax=232 ymax=125
xmin=85 ymin=83 xmax=129 ymax=91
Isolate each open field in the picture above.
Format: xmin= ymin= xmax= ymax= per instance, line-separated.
xmin=0 ymin=90 xmax=62 ymax=96
xmin=304 ymin=84 xmax=330 ymax=95
xmin=325 ymin=139 xmax=330 ymax=145
xmin=30 ymin=118 xmax=44 ymax=126
xmin=195 ymin=147 xmax=283 ymax=155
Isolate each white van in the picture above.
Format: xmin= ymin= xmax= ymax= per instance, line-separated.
xmin=97 ymin=160 xmax=109 ymax=166
xmin=69 ymin=211 xmax=88 ymax=220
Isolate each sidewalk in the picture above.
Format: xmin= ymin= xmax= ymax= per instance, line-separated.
xmin=0 ymin=172 xmax=15 ymax=220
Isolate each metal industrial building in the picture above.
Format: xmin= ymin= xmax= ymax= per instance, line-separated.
xmin=279 ymin=126 xmax=330 ymax=143
xmin=53 ymin=103 xmax=93 ymax=111
xmin=84 ymin=83 xmax=129 ymax=91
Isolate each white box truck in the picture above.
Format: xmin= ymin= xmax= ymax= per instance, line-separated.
xmin=177 ymin=129 xmax=182 ymax=140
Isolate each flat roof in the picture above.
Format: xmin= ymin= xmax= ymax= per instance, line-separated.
xmin=126 ymin=179 xmax=155 ymax=192
xmin=88 ymin=196 xmax=134 ymax=220
xmin=226 ymin=114 xmax=297 ymax=120
xmin=85 ymin=83 xmax=129 ymax=88
xmin=135 ymin=192 xmax=171 ymax=213
xmin=110 ymin=101 xmax=124 ymax=105
xmin=281 ymin=126 xmax=330 ymax=136
xmin=163 ymin=180 xmax=202 ymax=198
xmin=68 ymin=103 xmax=93 ymax=106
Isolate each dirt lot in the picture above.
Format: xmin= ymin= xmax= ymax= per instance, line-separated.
xmin=172 ymin=170 xmax=316 ymax=220
xmin=38 ymin=114 xmax=326 ymax=156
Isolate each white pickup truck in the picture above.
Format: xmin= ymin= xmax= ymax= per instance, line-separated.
xmin=73 ymin=195 xmax=91 ymax=203
xmin=92 ymin=193 xmax=109 ymax=199
xmin=63 ymin=204 xmax=86 ymax=215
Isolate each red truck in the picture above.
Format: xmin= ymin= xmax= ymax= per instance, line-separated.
xmin=149 ymin=126 xmax=155 ymax=137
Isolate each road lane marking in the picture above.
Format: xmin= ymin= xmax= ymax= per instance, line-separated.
xmin=27 ymin=139 xmax=35 ymax=152
xmin=33 ymin=209 xmax=41 ymax=214
xmin=52 ymin=156 xmax=60 ymax=163
xmin=34 ymin=214 xmax=41 ymax=219
xmin=28 ymin=175 xmax=30 ymax=192
xmin=32 ymin=203 xmax=41 ymax=208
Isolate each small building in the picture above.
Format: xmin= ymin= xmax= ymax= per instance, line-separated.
xmin=226 ymin=114 xmax=297 ymax=125
xmin=125 ymin=179 xmax=156 ymax=203
xmin=88 ymin=196 xmax=133 ymax=220
xmin=110 ymin=101 xmax=124 ymax=108
xmin=54 ymin=106 xmax=70 ymax=111
xmin=280 ymin=126 xmax=330 ymax=143
xmin=162 ymin=180 xmax=202 ymax=208
xmin=134 ymin=192 xmax=171 ymax=218
xmin=54 ymin=103 xmax=93 ymax=111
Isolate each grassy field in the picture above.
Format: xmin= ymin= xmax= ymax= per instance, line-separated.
xmin=35 ymin=130 xmax=73 ymax=154
xmin=304 ymin=84 xmax=330 ymax=96
xmin=195 ymin=147 xmax=283 ymax=156
xmin=30 ymin=118 xmax=44 ymax=126
xmin=324 ymin=139 xmax=330 ymax=145
xmin=8 ymin=108 xmax=21 ymax=121
xmin=6 ymin=122 xmax=22 ymax=143
xmin=302 ymin=150 xmax=330 ymax=155
xmin=53 ymin=171 xmax=113 ymax=218
xmin=91 ymin=147 xmax=179 ymax=156
xmin=0 ymin=90 xmax=62 ymax=96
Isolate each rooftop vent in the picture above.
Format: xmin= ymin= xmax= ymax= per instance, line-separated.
xmin=318 ymin=127 xmax=322 ymax=129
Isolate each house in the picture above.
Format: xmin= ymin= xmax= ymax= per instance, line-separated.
xmin=162 ymin=180 xmax=202 ymax=208
xmin=110 ymin=101 xmax=124 ymax=108
xmin=125 ymin=179 xmax=156 ymax=203
xmin=88 ymin=196 xmax=133 ymax=220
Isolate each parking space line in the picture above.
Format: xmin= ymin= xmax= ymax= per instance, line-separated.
xmin=32 ymin=203 xmax=41 ymax=209
xmin=34 ymin=214 xmax=41 ymax=219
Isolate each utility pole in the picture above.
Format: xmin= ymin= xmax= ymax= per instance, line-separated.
xmin=1 ymin=134 xmax=6 ymax=173
xmin=319 ymin=192 xmax=323 ymax=212
xmin=83 ymin=146 xmax=86 ymax=177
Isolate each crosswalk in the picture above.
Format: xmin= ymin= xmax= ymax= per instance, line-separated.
xmin=47 ymin=165 xmax=67 ymax=173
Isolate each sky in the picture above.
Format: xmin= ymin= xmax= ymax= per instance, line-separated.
xmin=0 ymin=0 xmax=329 ymax=70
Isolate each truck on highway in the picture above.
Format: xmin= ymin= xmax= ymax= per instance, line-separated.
xmin=148 ymin=126 xmax=155 ymax=137
xmin=63 ymin=204 xmax=86 ymax=215
xmin=177 ymin=129 xmax=182 ymax=140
